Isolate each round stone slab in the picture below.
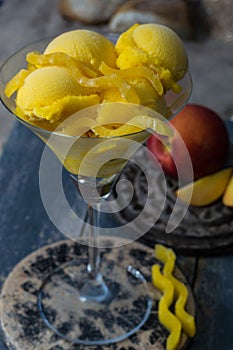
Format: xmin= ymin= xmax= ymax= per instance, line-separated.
xmin=113 ymin=146 xmax=233 ymax=255
xmin=0 ymin=239 xmax=195 ymax=350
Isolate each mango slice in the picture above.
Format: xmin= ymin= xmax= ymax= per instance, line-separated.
xmin=223 ymin=173 xmax=233 ymax=207
xmin=176 ymin=167 xmax=232 ymax=206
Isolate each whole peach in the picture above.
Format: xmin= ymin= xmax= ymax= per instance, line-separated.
xmin=147 ymin=104 xmax=230 ymax=181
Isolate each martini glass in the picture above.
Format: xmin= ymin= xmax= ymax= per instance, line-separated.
xmin=0 ymin=38 xmax=192 ymax=345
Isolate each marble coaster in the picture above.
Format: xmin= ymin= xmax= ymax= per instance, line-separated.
xmin=0 ymin=239 xmax=195 ymax=350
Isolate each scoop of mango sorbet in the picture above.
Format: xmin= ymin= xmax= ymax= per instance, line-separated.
xmin=116 ymin=23 xmax=188 ymax=93
xmin=5 ymin=24 xmax=188 ymax=137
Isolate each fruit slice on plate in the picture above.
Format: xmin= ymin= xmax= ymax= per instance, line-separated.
xmin=223 ymin=173 xmax=233 ymax=207
xmin=176 ymin=167 xmax=232 ymax=206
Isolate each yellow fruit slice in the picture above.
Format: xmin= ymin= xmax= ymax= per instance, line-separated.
xmin=176 ymin=168 xmax=232 ymax=206
xmin=223 ymin=173 xmax=233 ymax=207
xmin=4 ymin=69 xmax=30 ymax=97
xmin=80 ymin=74 xmax=140 ymax=104
xmin=26 ymin=51 xmax=97 ymax=78
xmin=99 ymin=62 xmax=164 ymax=96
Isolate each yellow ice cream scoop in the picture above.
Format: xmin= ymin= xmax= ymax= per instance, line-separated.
xmin=16 ymin=66 xmax=99 ymax=126
xmin=116 ymin=23 xmax=188 ymax=91
xmin=44 ymin=29 xmax=117 ymax=74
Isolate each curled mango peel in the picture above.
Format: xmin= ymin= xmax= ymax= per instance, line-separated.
xmin=26 ymin=51 xmax=97 ymax=79
xmin=99 ymin=62 xmax=164 ymax=96
xmin=27 ymin=52 xmax=140 ymax=104
xmin=80 ymin=74 xmax=140 ymax=104
xmin=6 ymin=51 xmax=141 ymax=105
xmin=4 ymin=69 xmax=30 ymax=98
xmin=152 ymin=244 xmax=196 ymax=350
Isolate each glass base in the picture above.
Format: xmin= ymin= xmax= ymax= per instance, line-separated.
xmin=38 ymin=258 xmax=152 ymax=345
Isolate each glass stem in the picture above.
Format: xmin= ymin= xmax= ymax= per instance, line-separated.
xmin=80 ymin=195 xmax=110 ymax=303
xmin=70 ymin=174 xmax=114 ymax=303
xmin=87 ymin=203 xmax=101 ymax=280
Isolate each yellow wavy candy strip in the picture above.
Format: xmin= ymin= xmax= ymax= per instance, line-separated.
xmin=4 ymin=69 xmax=30 ymax=98
xmin=80 ymin=74 xmax=140 ymax=104
xmin=156 ymin=66 xmax=181 ymax=94
xmin=4 ymin=51 xmax=95 ymax=99
xmin=152 ymin=265 xmax=182 ymax=350
xmin=26 ymin=51 xmax=97 ymax=78
xmin=99 ymin=62 xmax=164 ymax=96
xmin=155 ymin=244 xmax=196 ymax=338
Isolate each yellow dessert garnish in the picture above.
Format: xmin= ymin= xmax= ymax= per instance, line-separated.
xmin=99 ymin=62 xmax=164 ymax=96
xmin=80 ymin=74 xmax=140 ymax=104
xmin=152 ymin=264 xmax=182 ymax=350
xmin=155 ymin=66 xmax=181 ymax=93
xmin=4 ymin=69 xmax=30 ymax=98
xmin=4 ymin=25 xmax=188 ymax=150
xmin=26 ymin=51 xmax=97 ymax=79
xmin=154 ymin=244 xmax=196 ymax=338
xmin=26 ymin=53 xmax=141 ymax=104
